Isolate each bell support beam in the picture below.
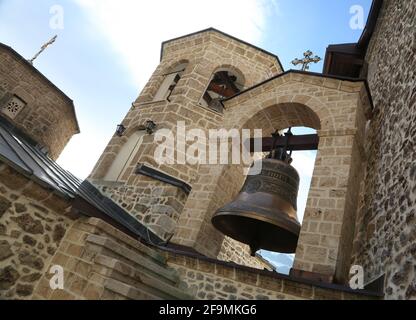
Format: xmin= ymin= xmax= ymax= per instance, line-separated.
xmin=246 ymin=134 xmax=320 ymax=152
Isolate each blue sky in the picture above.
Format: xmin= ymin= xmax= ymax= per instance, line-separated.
xmin=0 ymin=0 xmax=372 ymax=272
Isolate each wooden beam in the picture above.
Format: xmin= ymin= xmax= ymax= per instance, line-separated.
xmin=207 ymin=82 xmax=236 ymax=97
xmin=245 ymin=134 xmax=319 ymax=152
xmin=217 ymin=71 xmax=240 ymax=95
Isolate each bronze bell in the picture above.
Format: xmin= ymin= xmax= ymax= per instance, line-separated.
xmin=212 ymin=132 xmax=301 ymax=256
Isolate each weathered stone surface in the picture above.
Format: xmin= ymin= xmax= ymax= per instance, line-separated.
xmin=21 ymin=273 xmax=42 ymax=283
xmin=0 ymin=241 xmax=13 ymax=261
xmin=223 ymin=284 xmax=237 ymax=294
xmin=167 ymin=253 xmax=376 ymax=301
xmin=0 ymin=167 xmax=28 ymax=190
xmin=16 ymin=284 xmax=34 ymax=297
xmin=0 ymin=266 xmax=20 ymax=290
xmin=18 ymin=251 xmax=44 ymax=271
xmin=11 ymin=214 xmax=44 ymax=235
xmin=14 ymin=203 xmax=27 ymax=214
xmin=23 ymin=235 xmax=37 ymax=247
xmin=0 ymin=195 xmax=11 ymax=217
xmin=10 ymin=230 xmax=21 ymax=238
xmin=52 ymin=224 xmax=66 ymax=243
xmin=350 ymin=0 xmax=416 ymax=299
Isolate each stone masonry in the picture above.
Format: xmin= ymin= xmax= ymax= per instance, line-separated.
xmin=0 ymin=162 xmax=77 ymax=299
xmin=88 ymin=28 xmax=374 ymax=280
xmin=178 ymin=71 xmax=372 ymax=283
xmin=0 ymin=44 xmax=79 ymax=160
xmin=32 ymin=217 xmax=380 ymax=300
xmin=351 ymin=0 xmax=416 ymax=299
xmin=2 ymin=4 xmax=416 ymax=299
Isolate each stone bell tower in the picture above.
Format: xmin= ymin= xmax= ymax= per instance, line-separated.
xmin=0 ymin=42 xmax=79 ymax=160
xmin=88 ymin=28 xmax=283 ymax=257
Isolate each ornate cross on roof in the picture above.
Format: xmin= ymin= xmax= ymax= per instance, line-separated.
xmin=291 ymin=50 xmax=322 ymax=71
xmin=28 ymin=35 xmax=58 ymax=65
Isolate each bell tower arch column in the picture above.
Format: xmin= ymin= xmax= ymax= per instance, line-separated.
xmin=292 ymin=128 xmax=367 ymax=283
xmin=199 ymin=72 xmax=373 ymax=281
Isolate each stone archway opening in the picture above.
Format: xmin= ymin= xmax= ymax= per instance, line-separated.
xmin=238 ymin=103 xmax=320 ymax=273
xmin=212 ymin=102 xmax=321 ymax=270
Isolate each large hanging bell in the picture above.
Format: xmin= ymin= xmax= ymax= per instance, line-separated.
xmin=212 ymin=156 xmax=301 ymax=256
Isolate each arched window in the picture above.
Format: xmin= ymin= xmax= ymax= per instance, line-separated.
xmin=153 ymin=62 xmax=188 ymax=102
xmin=200 ymin=70 xmax=244 ymax=113
xmin=104 ymin=131 xmax=146 ymax=182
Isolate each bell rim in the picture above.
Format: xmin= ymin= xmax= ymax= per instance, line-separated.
xmin=212 ymin=209 xmax=301 ymax=236
xmin=212 ymin=208 xmax=301 ymax=253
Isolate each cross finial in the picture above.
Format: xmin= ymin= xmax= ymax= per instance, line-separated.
xmin=28 ymin=35 xmax=58 ymax=65
xmin=291 ymin=50 xmax=321 ymax=71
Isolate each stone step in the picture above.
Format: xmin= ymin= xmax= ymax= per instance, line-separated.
xmin=103 ymin=278 xmax=160 ymax=300
xmin=85 ymin=218 xmax=167 ymax=266
xmin=86 ymin=234 xmax=180 ymax=285
xmin=94 ymin=254 xmax=193 ymax=300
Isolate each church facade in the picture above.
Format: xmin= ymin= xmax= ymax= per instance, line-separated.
xmin=0 ymin=0 xmax=415 ymax=300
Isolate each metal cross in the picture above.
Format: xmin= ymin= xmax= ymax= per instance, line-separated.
xmin=291 ymin=50 xmax=322 ymax=71
xmin=28 ymin=35 xmax=58 ymax=64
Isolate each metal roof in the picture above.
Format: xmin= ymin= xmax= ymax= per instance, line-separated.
xmin=0 ymin=115 xmax=162 ymax=245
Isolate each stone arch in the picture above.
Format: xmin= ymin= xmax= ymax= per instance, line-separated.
xmin=201 ymin=56 xmax=261 ymax=88
xmin=199 ymin=64 xmax=247 ymax=113
xmin=164 ymin=59 xmax=190 ymax=74
xmin=223 ymin=88 xmax=335 ymax=133
xmin=240 ymin=102 xmax=321 ymax=132
xmin=211 ymin=64 xmax=247 ymax=89
xmin=191 ymin=78 xmax=365 ymax=264
xmin=186 ymin=102 xmax=323 ymax=258
xmin=152 ymin=59 xmax=191 ymax=102
xmin=103 ymin=130 xmax=146 ymax=182
xmin=212 ymin=75 xmax=370 ymax=281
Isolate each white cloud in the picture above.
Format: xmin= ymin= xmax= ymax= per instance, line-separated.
xmin=292 ymin=151 xmax=317 ymax=222
xmin=74 ymin=0 xmax=276 ymax=88
xmin=292 ymin=150 xmax=317 ymax=179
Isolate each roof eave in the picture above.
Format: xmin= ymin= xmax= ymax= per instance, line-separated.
xmin=222 ymin=69 xmax=374 ymax=110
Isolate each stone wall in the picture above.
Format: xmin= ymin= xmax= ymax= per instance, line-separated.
xmin=32 ymin=218 xmax=193 ymax=300
xmin=166 ymin=251 xmax=379 ymax=300
xmin=0 ymin=162 xmax=76 ymax=299
xmin=95 ymin=179 xmax=188 ymax=240
xmin=351 ymin=0 xmax=416 ymax=299
xmin=217 ymin=237 xmax=273 ymax=271
xmin=30 ymin=217 xmax=379 ymax=301
xmin=0 ymin=44 xmax=79 ymax=160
